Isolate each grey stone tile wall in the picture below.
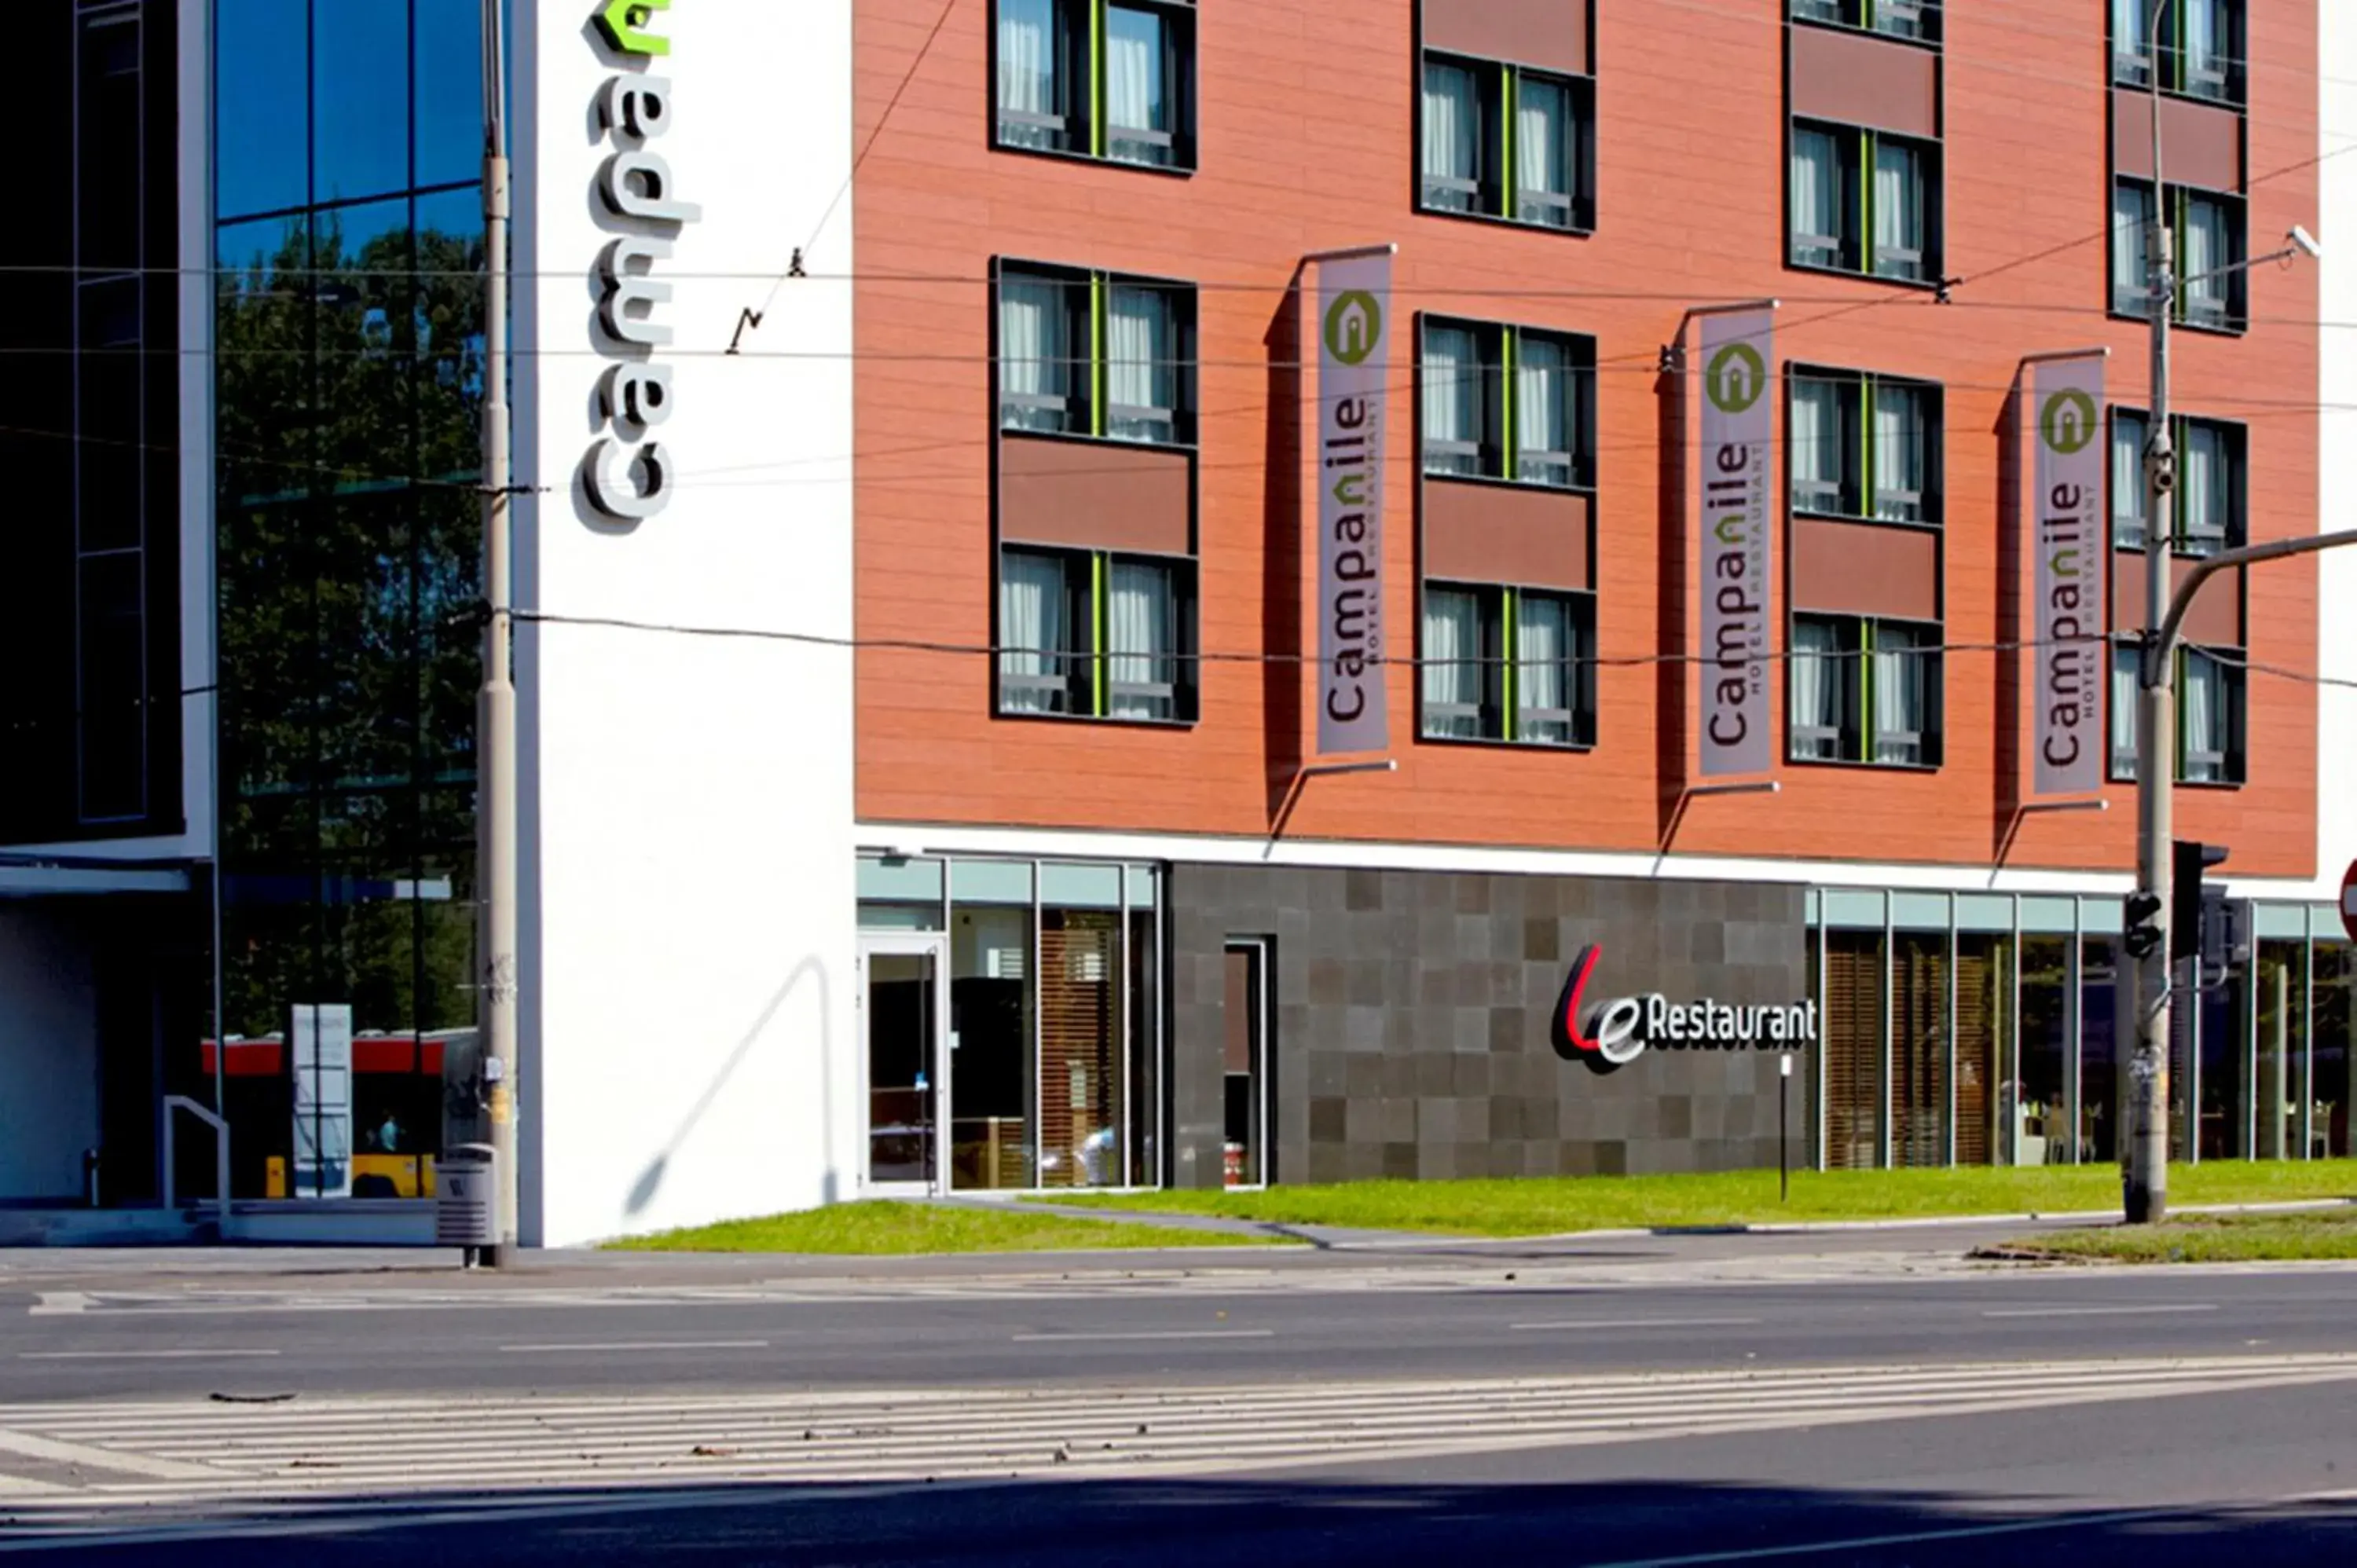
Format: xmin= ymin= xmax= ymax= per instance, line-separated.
xmin=1168 ymin=865 xmax=1812 ymax=1189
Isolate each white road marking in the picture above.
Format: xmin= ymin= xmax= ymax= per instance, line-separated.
xmin=0 ymin=1429 xmax=226 ymax=1483
xmin=1982 ymin=1304 xmax=2219 ymax=1319
xmin=1574 ymin=1504 xmax=2212 ymax=1567
xmin=1511 ymin=1317 xmax=1761 ymax=1332
xmin=1009 ymin=1329 xmax=1275 ymax=1343
xmin=495 ymin=1340 xmax=770 ymax=1354
xmin=15 ymin=1350 xmax=282 ymax=1361
xmin=25 ymin=1295 xmax=91 ymax=1318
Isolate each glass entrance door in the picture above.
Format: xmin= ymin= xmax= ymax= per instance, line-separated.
xmin=860 ymin=935 xmax=948 ymax=1193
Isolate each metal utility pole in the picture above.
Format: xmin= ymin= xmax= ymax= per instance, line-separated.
xmin=2124 ymin=0 xmax=2176 ymax=1225
xmin=478 ymin=0 xmax=521 ymax=1267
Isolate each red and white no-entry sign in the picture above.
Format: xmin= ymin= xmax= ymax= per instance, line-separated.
xmin=2342 ymin=860 xmax=2357 ymax=944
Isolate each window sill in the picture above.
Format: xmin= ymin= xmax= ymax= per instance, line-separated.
xmin=1415 ymin=200 xmax=1595 ymax=240
xmin=1791 ymin=507 xmax=1943 ymax=533
xmin=2173 ymin=775 xmax=2247 ymax=792
xmin=994 ymin=707 xmax=1200 ymax=731
xmin=2106 ymin=305 xmax=2245 ymax=339
xmin=1789 ymin=15 xmax=1941 ymax=54
xmin=2107 ymin=73 xmax=2247 ymax=114
xmin=1420 ymin=469 xmax=1597 ymax=500
xmin=1418 ymin=731 xmax=1597 ymax=755
xmin=998 ymin=425 xmax=1200 ymax=458
xmin=1783 ymin=753 xmax=1943 ymax=775
xmin=990 ymin=137 xmax=1197 ymax=180
xmin=1785 ymin=258 xmax=1944 ymax=293
xmin=2111 ymin=541 xmax=2247 ymax=561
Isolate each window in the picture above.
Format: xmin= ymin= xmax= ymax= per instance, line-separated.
xmin=2110 ymin=410 xmax=2243 ymax=556
xmin=2112 ymin=179 xmax=2245 ymax=329
xmin=1791 ymin=121 xmax=1939 ymax=283
xmin=1420 ymin=585 xmax=1596 ymax=747
xmin=1790 ymin=0 xmax=1939 ymax=45
xmin=1419 ymin=318 xmax=1594 ymax=488
xmin=1788 ymin=615 xmax=1942 ymax=766
xmin=996 ymin=265 xmax=1194 ymax=445
xmin=2111 ymin=0 xmax=2242 ymax=105
xmin=999 ymin=548 xmax=1195 ymax=722
xmin=2179 ymin=647 xmax=2245 ymax=785
xmin=1789 ymin=370 xmax=1940 ymax=525
xmin=2110 ymin=642 xmax=2141 ymax=782
xmin=994 ymin=0 xmax=1195 ymax=170
xmin=1418 ymin=53 xmax=1595 ymax=232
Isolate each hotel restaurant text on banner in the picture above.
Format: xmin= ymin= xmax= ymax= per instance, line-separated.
xmin=1698 ymin=310 xmax=1774 ymax=777
xmin=1316 ymin=255 xmax=1391 ymax=756
xmin=2029 ymin=356 xmax=2108 ymax=797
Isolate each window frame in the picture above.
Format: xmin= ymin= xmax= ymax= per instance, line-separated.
xmin=994 ymin=544 xmax=1200 ymax=726
xmin=2109 ymin=639 xmax=2143 ymax=783
xmin=1414 ymin=48 xmax=1598 ymax=236
xmin=1786 ymin=365 xmax=1944 ymax=529
xmin=992 ymin=258 xmax=1198 ymax=449
xmin=2176 ymin=643 xmax=2246 ymax=787
xmin=1416 ymin=314 xmax=1598 ymax=492
xmin=1785 ymin=613 xmax=1945 ymax=770
xmin=1786 ymin=117 xmax=1943 ymax=288
xmin=989 ymin=0 xmax=1198 ymax=175
xmin=1787 ymin=0 xmax=1942 ymax=49
xmin=2108 ymin=0 xmax=2245 ymax=108
xmin=2109 ymin=176 xmax=2248 ymax=334
xmin=1417 ymin=581 xmax=1598 ymax=751
xmin=2108 ymin=405 xmax=2245 ymax=558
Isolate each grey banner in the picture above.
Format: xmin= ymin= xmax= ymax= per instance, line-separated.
xmin=1316 ymin=255 xmax=1391 ymax=755
xmin=2030 ymin=357 xmax=2107 ymax=797
xmin=1698 ymin=310 xmax=1774 ymax=777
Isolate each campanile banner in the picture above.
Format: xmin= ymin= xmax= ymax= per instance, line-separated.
xmin=1315 ymin=255 xmax=1391 ymax=756
xmin=1698 ymin=310 xmax=1775 ymax=777
xmin=2029 ymin=357 xmax=2107 ymax=797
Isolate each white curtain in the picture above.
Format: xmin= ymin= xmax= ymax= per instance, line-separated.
xmin=2111 ymin=646 xmax=2140 ymax=777
xmin=1516 ymin=335 xmax=1571 ymax=485
xmin=999 ymin=552 xmax=1067 ymax=713
xmin=1516 ymin=77 xmax=1572 ymax=228
xmin=1423 ymin=589 xmax=1483 ymax=738
xmin=2183 ymin=195 xmax=2231 ymax=321
xmin=2113 ymin=183 xmax=2152 ymax=312
xmin=1108 ymin=562 xmax=1172 ymax=720
xmin=999 ymin=277 xmax=1068 ymax=432
xmin=1791 ymin=378 xmax=1842 ymax=512
xmin=1873 ymin=140 xmax=1923 ymax=279
xmin=1872 ymin=384 xmax=1924 ymax=523
xmin=996 ymin=0 xmax=1058 ymax=148
xmin=2184 ymin=0 xmax=2226 ymax=97
xmin=2112 ymin=412 xmax=2147 ymax=546
xmin=1104 ymin=6 xmax=1167 ymax=163
xmin=2183 ymin=650 xmax=2220 ymax=779
xmin=2113 ymin=0 xmax=2150 ymax=79
xmin=1516 ymin=595 xmax=1571 ymax=743
xmin=1422 ymin=61 xmax=1479 ymax=211
xmin=1873 ymin=625 xmax=1926 ymax=764
xmin=1422 ymin=325 xmax=1479 ymax=474
xmin=1791 ymin=127 xmax=1839 ymax=264
xmin=1106 ymin=285 xmax=1174 ymax=442
xmin=1791 ymin=618 xmax=1840 ymax=757
xmin=2181 ymin=423 xmax=2227 ymax=552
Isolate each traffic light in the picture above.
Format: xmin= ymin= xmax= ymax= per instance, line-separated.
xmin=2172 ymin=841 xmax=2230 ymax=962
xmin=2124 ymin=890 xmax=2165 ymax=961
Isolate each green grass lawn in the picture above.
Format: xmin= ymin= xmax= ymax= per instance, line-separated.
xmin=1038 ymin=1162 xmax=2357 ymax=1238
xmin=604 ymin=1200 xmax=1288 ymax=1255
xmin=2002 ymin=1211 xmax=2357 ymax=1265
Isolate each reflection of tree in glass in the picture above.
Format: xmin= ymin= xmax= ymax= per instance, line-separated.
xmin=215 ymin=216 xmax=485 ymax=1042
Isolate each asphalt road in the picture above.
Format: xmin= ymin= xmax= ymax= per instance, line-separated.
xmin=1 ymin=1230 xmax=2353 ymax=1563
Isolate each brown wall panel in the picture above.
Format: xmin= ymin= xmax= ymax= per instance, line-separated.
xmin=1788 ymin=25 xmax=1939 ymax=140
xmin=1421 ymin=0 xmax=1588 ymax=76
xmin=1789 ymin=518 xmax=1939 ymax=621
xmin=998 ymin=434 xmax=1193 ymax=555
xmin=852 ymin=0 xmax=2321 ymax=880
xmin=2111 ymin=90 xmax=2244 ymax=192
xmin=2112 ymin=554 xmax=2245 ymax=647
xmin=1423 ymin=478 xmax=1591 ymax=592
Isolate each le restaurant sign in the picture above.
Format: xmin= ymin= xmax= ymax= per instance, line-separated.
xmin=1551 ymin=945 xmax=1816 ymax=1075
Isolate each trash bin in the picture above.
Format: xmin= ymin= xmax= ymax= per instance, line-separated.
xmin=436 ymin=1144 xmax=497 ymax=1249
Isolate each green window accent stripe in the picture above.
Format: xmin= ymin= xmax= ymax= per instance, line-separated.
xmin=1857 ymin=376 xmax=1873 ymax=512
xmin=1858 ymin=129 xmax=1873 ymax=269
xmin=1500 ymin=65 xmax=1516 ymax=218
xmin=1501 ymin=328 xmax=1517 ymax=481
xmin=1858 ymin=620 xmax=1875 ymax=763
xmin=1091 ymin=552 xmax=1109 ymax=716
xmin=1090 ymin=273 xmax=1106 ymax=438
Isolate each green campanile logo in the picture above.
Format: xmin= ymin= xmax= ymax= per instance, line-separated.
xmin=2040 ymin=388 xmax=2098 ymax=455
xmin=597 ymin=0 xmax=672 ymax=57
xmin=1325 ymin=291 xmax=1382 ymax=366
xmin=1704 ymin=342 xmax=1766 ymax=415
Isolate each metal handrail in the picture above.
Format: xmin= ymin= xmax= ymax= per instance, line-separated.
xmin=162 ymin=1096 xmax=232 ymax=1236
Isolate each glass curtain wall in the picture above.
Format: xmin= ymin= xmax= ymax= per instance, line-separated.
xmin=1890 ymin=929 xmax=1948 ymax=1167
xmin=1822 ymin=929 xmax=1886 ymax=1170
xmin=1955 ymin=932 xmax=2008 ymax=1165
xmin=2253 ymin=942 xmax=2308 ymax=1160
xmin=2316 ymin=943 xmax=2352 ymax=1158
xmin=214 ymin=0 xmax=490 ymax=1199
xmin=2080 ymin=937 xmax=2120 ymax=1164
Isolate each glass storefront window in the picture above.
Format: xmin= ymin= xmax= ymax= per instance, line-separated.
xmin=2316 ymin=943 xmax=2353 ymax=1158
xmin=2253 ymin=942 xmax=2308 ymax=1160
xmin=1956 ymin=932 xmax=2009 ymax=1165
xmin=950 ymin=905 xmax=1036 ymax=1189
xmin=2197 ymin=958 xmax=2248 ymax=1161
xmin=2081 ymin=937 xmax=2120 ymax=1165
xmin=2018 ymin=936 xmax=2069 ymax=1166
xmin=1824 ymin=929 xmax=1886 ymax=1169
xmin=1890 ymin=930 xmax=1948 ymax=1167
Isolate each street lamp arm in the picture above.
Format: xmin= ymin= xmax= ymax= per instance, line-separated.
xmin=2156 ymin=529 xmax=2357 ymax=655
